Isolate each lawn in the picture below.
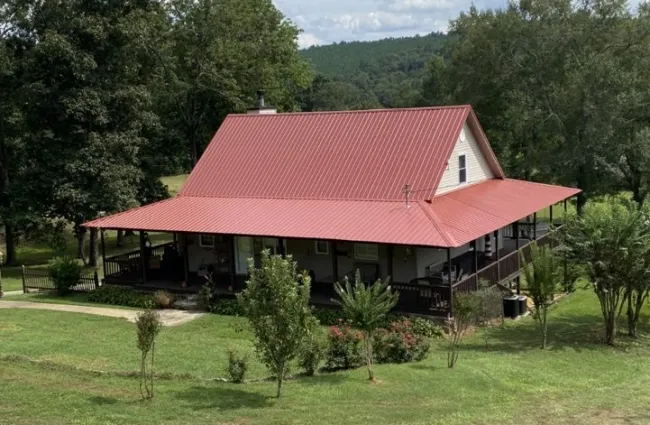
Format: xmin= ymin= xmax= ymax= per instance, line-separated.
xmin=160 ymin=174 xmax=189 ymax=197
xmin=2 ymin=288 xmax=650 ymax=425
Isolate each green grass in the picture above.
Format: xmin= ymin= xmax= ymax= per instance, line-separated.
xmin=160 ymin=174 xmax=189 ymax=197
xmin=0 ymin=292 xmax=142 ymax=310
xmin=2 ymin=288 xmax=650 ymax=424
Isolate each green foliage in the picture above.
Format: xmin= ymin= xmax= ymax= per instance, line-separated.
xmin=299 ymin=335 xmax=325 ymax=376
xmin=560 ymin=197 xmax=650 ymax=343
xmin=325 ymin=320 xmax=364 ymax=370
xmin=153 ymin=290 xmax=175 ymax=309
xmin=446 ymin=293 xmax=478 ymax=368
xmin=88 ymin=286 xmax=154 ymax=309
xmin=472 ymin=286 xmax=505 ymax=348
xmin=373 ymin=319 xmax=430 ymax=364
xmin=47 ymin=257 xmax=82 ymax=295
xmin=136 ymin=309 xmax=162 ymax=400
xmin=334 ymin=270 xmax=399 ymax=380
xmin=410 ymin=317 xmax=445 ymax=339
xmin=522 ymin=244 xmax=559 ymax=348
xmin=300 ymin=33 xmax=448 ymax=109
xmin=226 ymin=348 xmax=248 ymax=383
xmin=237 ymin=250 xmax=316 ymax=397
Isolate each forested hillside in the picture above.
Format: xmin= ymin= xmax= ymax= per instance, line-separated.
xmin=299 ymin=33 xmax=448 ymax=109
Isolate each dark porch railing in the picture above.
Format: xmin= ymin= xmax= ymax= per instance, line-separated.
xmin=392 ymin=280 xmax=451 ymax=316
xmin=104 ymin=241 xmax=176 ymax=285
xmin=21 ymin=266 xmax=99 ymax=292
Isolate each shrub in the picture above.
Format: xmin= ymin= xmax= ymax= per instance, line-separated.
xmin=88 ymin=286 xmax=154 ymax=308
xmin=48 ymin=257 xmax=82 ymax=295
xmin=153 ymin=290 xmax=175 ymax=309
xmin=226 ymin=348 xmax=248 ymax=383
xmin=410 ymin=317 xmax=445 ymax=339
xmin=373 ymin=319 xmax=430 ymax=364
xmin=198 ymin=282 xmax=219 ymax=312
xmin=312 ymin=306 xmax=404 ymax=327
xmin=213 ymin=298 xmax=243 ymax=316
xmin=446 ymin=293 xmax=478 ymax=368
xmin=299 ymin=336 xmax=325 ymax=376
xmin=136 ymin=309 xmax=162 ymax=400
xmin=325 ymin=320 xmax=363 ymax=370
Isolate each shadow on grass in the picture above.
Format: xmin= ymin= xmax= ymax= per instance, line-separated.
xmin=174 ymin=385 xmax=270 ymax=410
xmin=87 ymin=396 xmax=119 ymax=405
xmin=446 ymin=312 xmax=650 ymax=354
xmin=295 ymin=372 xmax=348 ymax=386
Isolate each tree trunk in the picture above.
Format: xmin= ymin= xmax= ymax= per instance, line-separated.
xmin=632 ymin=185 xmax=644 ymax=205
xmin=604 ymin=316 xmax=616 ymax=345
xmin=541 ymin=309 xmax=548 ymax=349
xmin=576 ymin=192 xmax=587 ymax=215
xmin=4 ymin=223 xmax=16 ymax=266
xmin=116 ymin=230 xmax=124 ymax=248
xmin=88 ymin=228 xmax=98 ymax=268
xmin=75 ymin=225 xmax=88 ymax=265
xmin=276 ymin=366 xmax=283 ymax=398
xmin=365 ymin=333 xmax=374 ymax=380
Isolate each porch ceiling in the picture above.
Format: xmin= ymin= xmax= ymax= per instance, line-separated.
xmin=84 ymin=178 xmax=580 ymax=248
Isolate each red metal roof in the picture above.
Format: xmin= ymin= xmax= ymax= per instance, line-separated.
xmin=85 ymin=179 xmax=580 ymax=248
xmin=180 ymin=106 xmax=503 ymax=201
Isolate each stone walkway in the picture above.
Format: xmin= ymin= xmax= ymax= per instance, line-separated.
xmin=0 ymin=300 xmax=204 ymax=326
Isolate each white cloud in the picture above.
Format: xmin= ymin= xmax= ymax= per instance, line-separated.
xmin=273 ymin=0 xmax=503 ymax=46
xmin=298 ymin=33 xmax=324 ymax=48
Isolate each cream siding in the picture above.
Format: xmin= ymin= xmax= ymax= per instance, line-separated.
xmin=435 ymin=122 xmax=494 ymax=195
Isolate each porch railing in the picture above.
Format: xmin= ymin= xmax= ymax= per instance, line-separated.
xmin=392 ymin=281 xmax=451 ymax=316
xmin=104 ymin=241 xmax=176 ymax=285
xmin=21 ymin=266 xmax=99 ymax=292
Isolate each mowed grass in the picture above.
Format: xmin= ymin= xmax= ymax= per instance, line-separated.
xmin=2 ymin=288 xmax=650 ymax=425
xmin=160 ymin=174 xmax=189 ymax=197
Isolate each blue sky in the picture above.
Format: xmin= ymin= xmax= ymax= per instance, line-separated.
xmin=275 ymin=0 xmax=643 ymax=48
xmin=273 ymin=0 xmax=504 ymax=48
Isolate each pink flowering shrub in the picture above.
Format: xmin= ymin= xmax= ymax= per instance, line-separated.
xmin=325 ymin=319 xmax=363 ymax=370
xmin=373 ymin=318 xmax=430 ymax=364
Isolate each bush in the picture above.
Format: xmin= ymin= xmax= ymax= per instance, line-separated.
xmin=373 ymin=319 xmax=430 ymax=364
xmin=312 ymin=306 xmax=404 ymax=327
xmin=88 ymin=286 xmax=154 ymax=308
xmin=198 ymin=283 xmax=219 ymax=312
xmin=48 ymin=257 xmax=82 ymax=295
xmin=325 ymin=320 xmax=363 ymax=370
xmin=226 ymin=348 xmax=248 ymax=383
xmin=213 ymin=298 xmax=243 ymax=316
xmin=153 ymin=290 xmax=175 ymax=309
xmin=299 ymin=336 xmax=325 ymax=376
xmin=410 ymin=317 xmax=445 ymax=338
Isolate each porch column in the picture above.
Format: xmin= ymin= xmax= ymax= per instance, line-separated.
xmin=549 ymin=205 xmax=554 ymax=226
xmin=387 ymin=245 xmax=394 ymax=280
xmin=447 ymin=248 xmax=453 ymax=316
xmin=494 ymin=229 xmax=500 ymax=282
xmin=278 ymin=238 xmax=286 ymax=257
xmin=229 ymin=235 xmax=236 ymax=290
xmin=139 ymin=231 xmax=147 ymax=284
xmin=331 ymin=241 xmax=339 ymax=283
xmin=564 ymin=199 xmax=568 ymax=214
xmin=533 ymin=212 xmax=538 ymax=240
xmin=514 ymin=222 xmax=520 ymax=250
xmin=100 ymin=229 xmax=107 ymax=281
xmin=471 ymin=240 xmax=478 ymax=273
xmin=182 ymin=233 xmax=190 ymax=286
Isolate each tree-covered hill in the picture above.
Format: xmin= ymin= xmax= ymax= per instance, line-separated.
xmin=299 ymin=33 xmax=449 ymax=109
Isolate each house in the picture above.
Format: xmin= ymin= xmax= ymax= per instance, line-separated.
xmin=84 ymin=94 xmax=580 ymax=316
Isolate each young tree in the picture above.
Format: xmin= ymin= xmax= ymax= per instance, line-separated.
xmin=521 ymin=244 xmax=559 ymax=349
xmin=136 ymin=309 xmax=162 ymax=400
xmin=560 ymin=198 xmax=649 ymax=344
xmin=237 ymin=250 xmax=316 ymax=397
xmin=446 ymin=293 xmax=477 ymax=368
xmin=334 ymin=270 xmax=398 ymax=381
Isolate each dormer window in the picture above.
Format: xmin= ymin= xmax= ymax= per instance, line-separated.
xmin=459 ymin=155 xmax=467 ymax=184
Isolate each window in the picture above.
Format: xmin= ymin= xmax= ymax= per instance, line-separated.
xmin=315 ymin=240 xmax=329 ymax=255
xmin=354 ymin=243 xmax=379 ymax=261
xmin=458 ymin=154 xmax=467 ymax=184
xmin=262 ymin=238 xmax=278 ymax=254
xmin=199 ymin=234 xmax=214 ymax=247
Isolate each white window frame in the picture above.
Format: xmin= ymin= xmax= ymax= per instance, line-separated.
xmin=314 ymin=240 xmax=329 ymax=255
xmin=458 ymin=154 xmax=467 ymax=184
xmin=354 ymin=243 xmax=379 ymax=261
xmin=199 ymin=234 xmax=214 ymax=248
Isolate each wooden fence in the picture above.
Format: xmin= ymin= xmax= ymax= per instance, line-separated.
xmin=21 ymin=266 xmax=100 ymax=292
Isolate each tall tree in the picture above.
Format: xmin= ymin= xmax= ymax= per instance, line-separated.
xmin=159 ymin=0 xmax=312 ymax=167
xmin=18 ymin=0 xmax=167 ymax=265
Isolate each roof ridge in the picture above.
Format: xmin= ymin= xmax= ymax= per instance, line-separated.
xmin=178 ymin=193 xmax=430 ymax=203
xmin=416 ymin=200 xmax=457 ymax=247
xmin=227 ymin=105 xmax=472 ymax=118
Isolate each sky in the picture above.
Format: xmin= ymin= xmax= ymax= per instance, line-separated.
xmin=272 ymin=0 xmax=505 ymax=48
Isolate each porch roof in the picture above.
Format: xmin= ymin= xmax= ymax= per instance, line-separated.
xmin=84 ymin=179 xmax=580 ymax=248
